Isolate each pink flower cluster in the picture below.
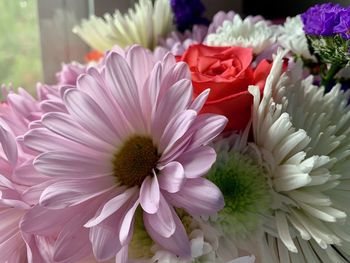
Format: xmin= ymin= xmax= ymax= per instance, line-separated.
xmin=0 ymin=45 xmax=227 ymax=262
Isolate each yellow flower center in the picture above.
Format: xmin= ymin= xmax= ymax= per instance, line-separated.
xmin=112 ymin=136 xmax=159 ymax=187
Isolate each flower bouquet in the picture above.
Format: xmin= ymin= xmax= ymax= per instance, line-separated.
xmin=0 ymin=1 xmax=349 ymax=262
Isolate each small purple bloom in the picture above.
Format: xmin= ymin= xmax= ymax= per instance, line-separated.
xmin=170 ymin=0 xmax=209 ymax=32
xmin=301 ymin=3 xmax=344 ymax=36
xmin=334 ymin=8 xmax=350 ymax=40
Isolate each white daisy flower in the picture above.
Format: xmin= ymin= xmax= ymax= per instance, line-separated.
xmin=73 ymin=0 xmax=173 ymax=52
xmin=205 ymin=14 xmax=279 ymax=54
xmin=208 ymin=50 xmax=350 ymax=262
xmin=277 ymin=15 xmax=315 ymax=61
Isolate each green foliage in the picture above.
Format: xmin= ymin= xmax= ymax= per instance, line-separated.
xmin=307 ymin=35 xmax=350 ymax=67
xmin=0 ymin=0 xmax=42 ymax=92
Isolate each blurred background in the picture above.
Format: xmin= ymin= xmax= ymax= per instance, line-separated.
xmin=1 ymin=0 xmax=349 ymax=92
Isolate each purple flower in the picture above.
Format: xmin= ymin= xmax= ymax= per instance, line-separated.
xmin=334 ymin=8 xmax=350 ymax=40
xmin=170 ymin=0 xmax=209 ymax=32
xmin=301 ymin=3 xmax=344 ymax=36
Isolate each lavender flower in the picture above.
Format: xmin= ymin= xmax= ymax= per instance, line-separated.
xmin=170 ymin=0 xmax=209 ymax=32
xmin=301 ymin=3 xmax=344 ymax=36
xmin=334 ymin=8 xmax=350 ymax=40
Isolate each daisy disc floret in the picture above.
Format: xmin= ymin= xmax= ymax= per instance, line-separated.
xmin=24 ymin=45 xmax=227 ymax=262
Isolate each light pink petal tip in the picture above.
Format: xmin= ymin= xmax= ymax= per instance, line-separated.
xmin=169 ymin=178 xmax=225 ymax=216
xmin=176 ymin=146 xmax=217 ymax=178
xmin=158 ymin=161 xmax=185 ymax=193
xmin=0 ymin=126 xmax=17 ymax=165
xmin=143 ymin=194 xmax=176 ymax=238
xmin=144 ymin=205 xmax=191 ymax=259
xmin=140 ymin=175 xmax=160 ymax=214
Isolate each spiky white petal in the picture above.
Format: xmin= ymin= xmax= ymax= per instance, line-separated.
xmin=247 ymin=50 xmax=350 ymax=262
xmin=277 ymin=15 xmax=315 ymax=61
xmin=73 ymin=0 xmax=173 ymax=51
xmin=205 ymin=14 xmax=279 ymax=54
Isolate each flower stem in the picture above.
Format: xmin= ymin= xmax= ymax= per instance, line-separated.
xmin=321 ymin=63 xmax=342 ymax=91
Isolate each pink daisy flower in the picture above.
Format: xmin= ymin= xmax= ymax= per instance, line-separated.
xmin=24 ymin=45 xmax=227 ymax=262
xmin=0 ymin=87 xmax=103 ymax=263
xmin=0 ymin=98 xmax=52 ymax=262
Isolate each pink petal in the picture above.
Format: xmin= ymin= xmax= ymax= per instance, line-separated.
xmin=126 ymin=45 xmax=155 ymax=94
xmin=40 ymin=100 xmax=67 ymax=113
xmin=13 ymin=159 xmax=47 ymax=186
xmin=85 ymin=186 xmax=137 ymax=227
xmin=119 ymin=198 xmax=139 ymax=245
xmin=152 ymin=79 xmax=193 ymax=142
xmin=21 ymin=180 xmax=54 ymax=206
xmin=34 ymin=151 xmax=112 ymax=179
xmin=189 ymin=89 xmax=210 ymax=113
xmin=158 ymin=162 xmax=185 ymax=193
xmin=89 ymin=215 xmax=122 ymax=261
xmin=39 ymin=178 xmax=114 ymax=209
xmin=168 ymin=178 xmax=224 ymax=216
xmin=188 ymin=114 xmax=228 ymax=150
xmin=77 ymin=74 xmax=131 ymax=139
xmin=21 ymin=205 xmax=77 ymax=235
xmin=63 ymin=89 xmax=121 ymax=146
xmin=140 ymin=175 xmax=160 ymax=214
xmin=144 ymin=205 xmax=191 ymax=258
xmin=106 ymin=52 xmax=146 ymax=133
xmin=24 ymin=128 xmax=93 ymax=154
xmin=176 ymin=146 xmax=216 ymax=178
xmin=159 ymin=110 xmax=197 ymax=154
xmin=22 ymin=233 xmax=49 ymax=263
xmin=41 ymin=112 xmax=114 ymax=153
xmin=89 ymin=194 xmax=138 ymax=260
xmin=0 ymin=126 xmax=17 ymax=166
xmin=0 ymin=209 xmax=23 ymax=243
xmin=143 ymin=194 xmax=175 ymax=238
xmin=0 ymin=174 xmax=15 ymax=190
xmin=53 ymin=212 xmax=92 ymax=262
xmin=0 ymin=198 xmax=29 ymax=210
xmin=161 ymin=52 xmax=177 ymax=75
xmin=7 ymin=93 xmax=38 ymax=120
xmin=158 ymin=60 xmax=191 ymax=102
xmin=115 ymin=246 xmax=128 ymax=263
xmin=0 ymin=232 xmax=26 ymax=261
xmin=139 ymin=63 xmax=162 ymax=130
xmin=86 ymin=66 xmax=105 ymax=87
xmin=146 ymin=63 xmax=162 ymax=123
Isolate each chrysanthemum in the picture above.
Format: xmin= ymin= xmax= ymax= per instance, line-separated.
xmin=206 ymin=50 xmax=350 ymax=262
xmin=73 ymin=0 xmax=174 ymax=52
xmin=205 ymin=14 xmax=279 ymax=55
xmin=0 ymin=87 xmax=109 ymax=263
xmin=0 ymin=86 xmax=54 ymax=262
xmin=24 ymin=45 xmax=227 ymax=262
xmin=277 ymin=15 xmax=315 ymax=61
xmin=152 ymin=209 xmax=255 ymax=263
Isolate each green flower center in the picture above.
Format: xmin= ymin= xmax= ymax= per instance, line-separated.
xmin=112 ymin=136 xmax=159 ymax=187
xmin=207 ymin=151 xmax=271 ymax=233
xmin=129 ymin=208 xmax=154 ymax=259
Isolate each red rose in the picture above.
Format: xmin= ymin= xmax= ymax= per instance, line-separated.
xmin=178 ymin=44 xmax=273 ymax=131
